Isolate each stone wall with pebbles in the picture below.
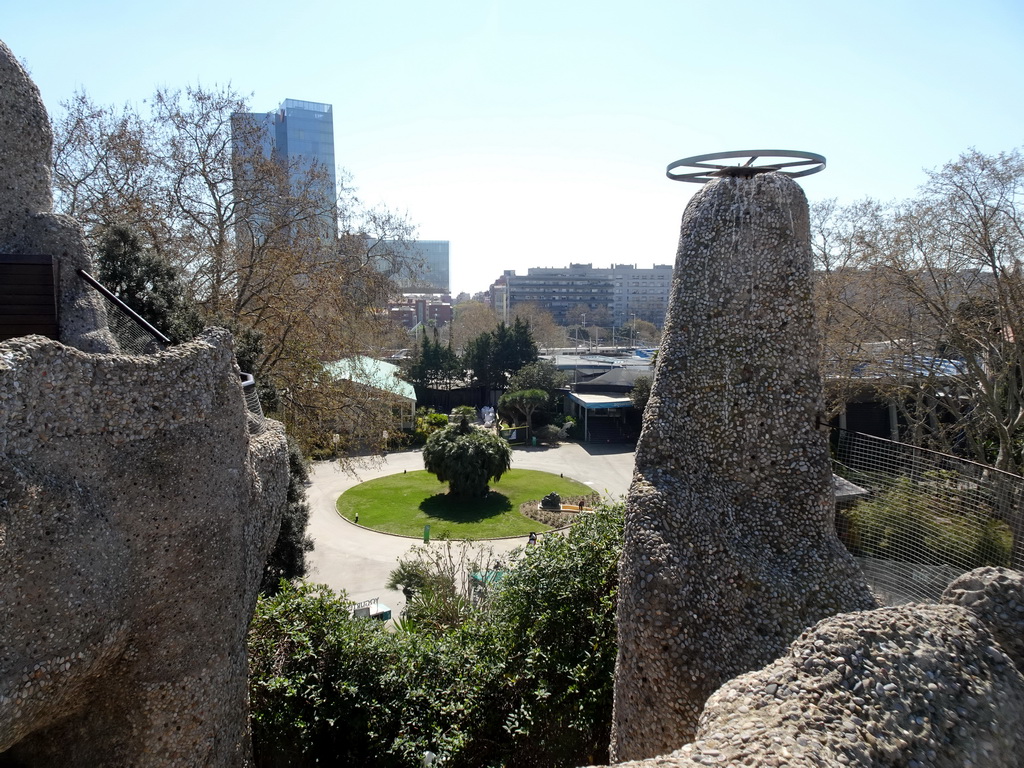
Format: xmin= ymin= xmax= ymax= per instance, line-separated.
xmin=610 ymin=173 xmax=876 ymax=761
xmin=0 ymin=38 xmax=115 ymax=353
xmin=0 ymin=329 xmax=288 ymax=765
xmin=595 ymin=567 xmax=1024 ymax=767
xmin=0 ymin=38 xmax=288 ymax=765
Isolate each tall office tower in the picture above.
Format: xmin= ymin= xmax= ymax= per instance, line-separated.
xmin=368 ymin=239 xmax=451 ymax=293
xmin=407 ymin=240 xmax=450 ymax=293
xmin=231 ymin=98 xmax=337 ymax=239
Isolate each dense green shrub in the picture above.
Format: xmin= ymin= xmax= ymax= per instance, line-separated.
xmin=248 ymin=505 xmax=624 ymax=767
xmin=249 ymin=582 xmax=499 ymax=767
xmin=482 ymin=507 xmax=622 ymax=767
xmin=844 ymin=475 xmax=1012 ymax=569
xmin=259 ymin=437 xmax=314 ymax=594
xmin=410 ymin=407 xmax=450 ymax=446
xmin=423 ymin=418 xmax=512 ymax=498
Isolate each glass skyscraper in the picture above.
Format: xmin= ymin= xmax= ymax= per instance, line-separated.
xmin=232 ymin=98 xmax=337 ymax=238
xmin=273 ymin=99 xmax=336 ymax=200
xmin=407 ymin=240 xmax=450 ymax=293
xmin=367 ymin=239 xmax=451 ymax=293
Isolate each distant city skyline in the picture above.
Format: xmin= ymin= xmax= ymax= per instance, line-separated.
xmin=6 ymin=1 xmax=1023 ymax=295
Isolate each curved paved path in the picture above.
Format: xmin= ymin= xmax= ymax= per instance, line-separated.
xmin=305 ymin=442 xmax=635 ymax=610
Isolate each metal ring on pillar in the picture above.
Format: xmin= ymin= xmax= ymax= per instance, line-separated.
xmin=666 ymin=150 xmax=826 ymax=183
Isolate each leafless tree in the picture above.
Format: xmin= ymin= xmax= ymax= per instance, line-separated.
xmin=51 ymin=84 xmax=417 ymax=454
xmin=813 ymin=149 xmax=1024 ymax=473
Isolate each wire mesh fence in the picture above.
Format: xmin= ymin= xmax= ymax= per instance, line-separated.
xmin=831 ymin=428 xmax=1024 ymax=605
xmin=101 ymin=299 xmax=168 ymax=355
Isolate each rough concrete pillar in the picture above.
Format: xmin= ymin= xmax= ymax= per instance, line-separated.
xmin=0 ymin=38 xmax=115 ymax=353
xmin=610 ymin=172 xmax=875 ymax=762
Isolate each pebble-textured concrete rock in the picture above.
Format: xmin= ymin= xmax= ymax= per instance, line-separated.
xmin=0 ymin=38 xmax=115 ymax=352
xmin=942 ymin=566 xmax=1024 ymax=670
xmin=0 ymin=331 xmax=288 ymax=766
xmin=0 ymin=39 xmax=288 ymax=767
xmin=610 ymin=173 xmax=876 ymax=761
xmin=592 ymin=567 xmax=1024 ymax=768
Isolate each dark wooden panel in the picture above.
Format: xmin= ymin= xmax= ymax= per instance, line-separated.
xmin=1 ymin=263 xmax=56 ymax=275
xmin=0 ymin=253 xmax=54 ymax=264
xmin=0 ymin=282 xmax=56 ymax=294
xmin=0 ymin=323 xmax=59 ymax=341
xmin=0 ymin=254 xmax=59 ymax=341
xmin=0 ymin=302 xmax=59 ymax=314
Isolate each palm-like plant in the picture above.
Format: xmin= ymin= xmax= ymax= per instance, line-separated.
xmin=422 ymin=417 xmax=512 ymax=498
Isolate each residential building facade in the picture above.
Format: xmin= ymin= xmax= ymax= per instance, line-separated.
xmin=491 ymin=263 xmax=673 ymax=326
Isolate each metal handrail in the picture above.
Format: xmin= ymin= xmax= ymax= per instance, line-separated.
xmin=239 ymin=371 xmax=269 ymax=434
xmin=78 ymin=269 xmax=269 ymax=433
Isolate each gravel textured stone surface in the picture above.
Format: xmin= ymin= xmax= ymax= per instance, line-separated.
xmin=0 ymin=332 xmax=288 ymax=766
xmin=595 ymin=567 xmax=1024 ymax=767
xmin=611 ymin=173 xmax=875 ymax=762
xmin=1 ymin=37 xmax=289 ymax=766
xmin=0 ymin=37 xmax=115 ymax=352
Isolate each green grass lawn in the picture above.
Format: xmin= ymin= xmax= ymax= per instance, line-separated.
xmin=336 ymin=469 xmax=595 ymax=539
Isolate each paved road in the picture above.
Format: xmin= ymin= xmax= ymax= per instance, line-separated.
xmin=305 ymin=442 xmax=636 ymax=611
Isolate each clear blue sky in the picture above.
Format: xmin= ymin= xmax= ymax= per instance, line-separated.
xmin=6 ymin=1 xmax=1023 ymax=295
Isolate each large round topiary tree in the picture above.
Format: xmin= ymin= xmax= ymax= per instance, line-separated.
xmin=423 ymin=417 xmax=512 ymax=498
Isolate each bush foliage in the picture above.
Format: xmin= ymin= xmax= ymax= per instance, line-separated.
xmin=422 ymin=417 xmax=512 ymax=498
xmin=842 ymin=474 xmax=1012 ymax=569
xmin=248 ymin=505 xmax=624 ymax=767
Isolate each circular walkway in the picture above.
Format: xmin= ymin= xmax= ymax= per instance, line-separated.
xmin=305 ymin=442 xmax=635 ymax=608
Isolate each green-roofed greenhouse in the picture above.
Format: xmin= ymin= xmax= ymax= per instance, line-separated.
xmin=325 ymin=356 xmax=417 ymax=430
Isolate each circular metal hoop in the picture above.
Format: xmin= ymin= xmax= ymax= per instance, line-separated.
xmin=666 ymin=150 xmax=826 ymax=183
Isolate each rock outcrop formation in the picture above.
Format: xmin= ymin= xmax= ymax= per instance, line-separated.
xmin=0 ymin=38 xmax=288 ymax=766
xmin=0 ymin=39 xmax=115 ymax=352
xmin=598 ymin=567 xmax=1024 ymax=768
xmin=611 ymin=172 xmax=876 ymax=761
xmin=0 ymin=332 xmax=287 ymax=766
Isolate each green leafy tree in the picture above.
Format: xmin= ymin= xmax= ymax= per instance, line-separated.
xmin=422 ymin=418 xmax=512 ymax=498
xmin=505 ymin=317 xmax=539 ymax=375
xmin=463 ymin=329 xmax=497 ymax=390
xmin=407 ymin=332 xmax=462 ymax=389
xmin=482 ymin=506 xmax=623 ymax=767
xmin=498 ymin=389 xmax=549 ymax=439
xmin=629 ymin=375 xmax=652 ymax=412
xmin=463 ymin=319 xmax=538 ymax=391
xmin=95 ymin=225 xmax=203 ymax=343
xmin=507 ymin=359 xmax=569 ymax=393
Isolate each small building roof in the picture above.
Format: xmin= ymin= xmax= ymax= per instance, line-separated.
xmin=578 ymin=367 xmax=647 ymax=389
xmin=325 ymin=356 xmax=416 ymax=402
xmin=568 ymin=392 xmax=633 ymax=410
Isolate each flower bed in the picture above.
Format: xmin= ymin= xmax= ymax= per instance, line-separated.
xmin=520 ymin=493 xmax=601 ymax=528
